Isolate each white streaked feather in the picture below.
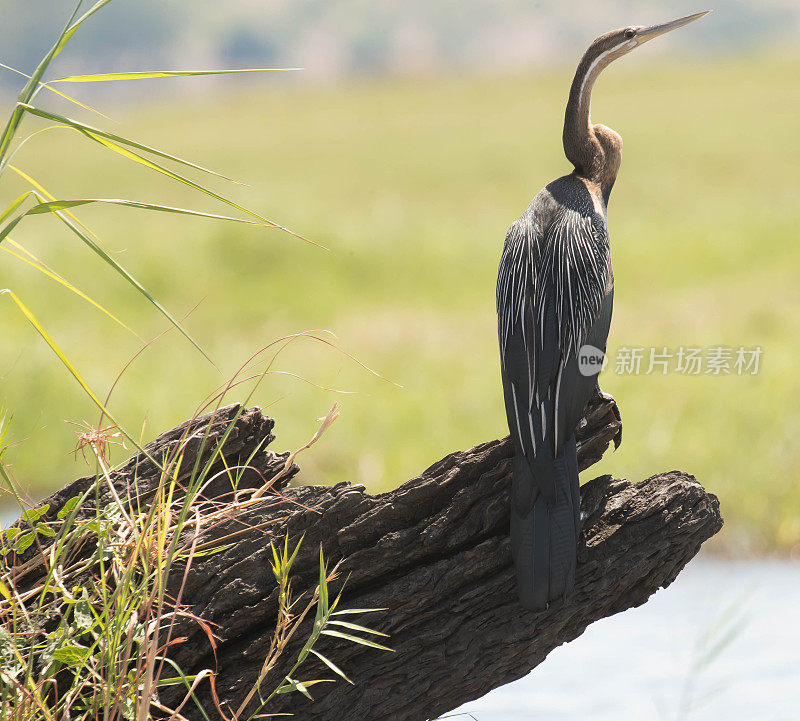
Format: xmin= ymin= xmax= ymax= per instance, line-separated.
xmin=497 ymin=200 xmax=610 ymax=456
xmin=554 ymin=362 xmax=564 ymax=452
xmin=528 ymin=409 xmax=537 ymax=455
xmin=510 ymin=383 xmax=527 ymax=457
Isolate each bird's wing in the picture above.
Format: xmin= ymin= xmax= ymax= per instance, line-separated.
xmin=542 ymin=209 xmax=612 ymax=450
xmin=497 ymin=209 xmax=611 ymax=505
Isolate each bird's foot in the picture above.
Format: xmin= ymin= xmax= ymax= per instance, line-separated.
xmin=596 ymin=386 xmax=622 ymax=448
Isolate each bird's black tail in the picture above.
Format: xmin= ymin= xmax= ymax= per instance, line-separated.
xmin=510 ymin=435 xmax=581 ymax=610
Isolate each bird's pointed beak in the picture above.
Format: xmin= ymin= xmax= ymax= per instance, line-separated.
xmin=635 ymin=10 xmax=711 ymax=44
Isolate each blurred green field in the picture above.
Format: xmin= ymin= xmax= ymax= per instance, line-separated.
xmin=1 ymin=54 xmax=799 ymax=553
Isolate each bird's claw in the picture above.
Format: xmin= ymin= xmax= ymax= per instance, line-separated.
xmin=596 ymin=387 xmax=622 ymax=448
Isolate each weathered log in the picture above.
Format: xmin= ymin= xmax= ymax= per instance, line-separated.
xmin=16 ymin=392 xmax=722 ymax=720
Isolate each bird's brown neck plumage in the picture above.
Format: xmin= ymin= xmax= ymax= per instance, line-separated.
xmin=563 ymin=44 xmax=623 ymax=201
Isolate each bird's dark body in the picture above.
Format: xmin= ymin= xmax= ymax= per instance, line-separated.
xmin=497 ymin=174 xmax=613 ymax=609
xmin=496 ymin=11 xmax=708 ymax=609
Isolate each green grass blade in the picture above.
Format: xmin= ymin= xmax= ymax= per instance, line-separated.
xmin=270 ymin=541 xmax=281 ymax=574
xmin=50 ymin=68 xmax=301 ymax=82
xmin=320 ymin=629 xmax=393 ymax=652
xmin=55 ymin=211 xmax=212 ymax=363
xmin=2 ymin=238 xmax=138 ymax=337
xmin=148 ymin=657 xmax=213 ymax=721
xmin=286 ymin=534 xmax=303 ymax=574
xmin=0 ymin=105 xmax=24 ymax=173
xmin=317 ymin=547 xmax=329 ymax=620
xmin=326 ymin=620 xmax=388 ymax=637
xmin=0 ymin=126 xmax=67 ymax=176
xmin=52 ymin=212 xmax=213 ymax=363
xmin=308 ymin=650 xmax=353 ymax=685
xmin=0 ymin=213 xmax=25 ymax=243
xmin=18 ymin=103 xmax=242 ymax=183
xmin=0 ymin=1 xmax=84 ymax=166
xmin=6 ymin=166 xmax=213 ymax=363
xmin=24 ymin=197 xmax=270 ymax=225
xmin=7 ymin=164 xmax=125 ymax=244
xmin=17 ymin=105 xmax=319 ymax=244
xmin=0 ymin=62 xmax=110 ymax=119
xmin=0 ymin=192 xmax=35 ymax=224
xmin=75 ymin=129 xmax=284 ymax=228
xmin=0 ymin=289 xmax=123 ymax=429
xmin=56 ymin=0 xmax=116 ymax=56
xmin=276 ymin=677 xmax=314 ymax=700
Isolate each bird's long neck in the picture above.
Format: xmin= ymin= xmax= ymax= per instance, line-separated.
xmin=563 ymin=49 xmax=622 ymax=198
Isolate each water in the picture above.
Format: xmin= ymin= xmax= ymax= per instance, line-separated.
xmin=452 ymin=558 xmax=800 ymax=721
xmin=1 ymin=505 xmax=19 ymax=528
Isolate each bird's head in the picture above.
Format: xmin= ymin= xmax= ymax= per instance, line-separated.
xmin=564 ymin=11 xmax=710 ymax=188
xmin=584 ymin=11 xmax=710 ymax=71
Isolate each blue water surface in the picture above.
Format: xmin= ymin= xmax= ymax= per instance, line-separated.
xmin=452 ymin=558 xmax=800 ymax=721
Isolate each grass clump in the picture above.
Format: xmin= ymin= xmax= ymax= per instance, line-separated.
xmin=0 ymin=2 xmax=388 ymax=717
xmin=0 ymin=401 xmax=388 ymax=720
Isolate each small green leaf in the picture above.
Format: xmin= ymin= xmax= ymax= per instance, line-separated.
xmin=276 ymin=676 xmax=313 ymax=700
xmin=35 ymin=522 xmax=56 ymax=537
xmin=57 ymin=495 xmax=81 ymax=519
xmin=309 ymin=649 xmax=353 ymax=684
xmin=72 ymin=595 xmax=94 ymax=632
xmin=0 ymin=628 xmax=24 ymax=682
xmin=270 ymin=541 xmax=282 ymax=575
xmin=330 ymin=608 xmax=386 ymax=616
xmin=191 ymin=543 xmax=234 ymax=558
xmin=52 ymin=644 xmax=91 ymax=666
xmin=4 ymin=527 xmax=20 ymax=541
xmin=286 ymin=534 xmax=303 ymax=573
xmin=13 ymin=531 xmax=36 ymax=554
xmin=21 ymin=505 xmax=47 ymax=523
xmin=320 ymin=629 xmax=393 ymax=652
xmin=327 ymin=620 xmax=388 ymax=637
xmin=317 ymin=546 xmax=329 ymax=620
xmin=0 ymin=626 xmax=13 ymax=657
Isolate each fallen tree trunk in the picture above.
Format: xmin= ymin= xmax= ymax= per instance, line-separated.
xmin=16 ymin=392 xmax=722 ymax=720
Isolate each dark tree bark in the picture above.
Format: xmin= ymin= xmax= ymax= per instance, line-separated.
xmin=13 ymin=392 xmax=722 ymax=721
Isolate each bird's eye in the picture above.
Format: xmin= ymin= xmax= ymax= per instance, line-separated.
xmin=624 ymin=28 xmax=636 ymax=38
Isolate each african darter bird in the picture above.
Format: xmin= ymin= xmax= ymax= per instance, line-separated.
xmin=497 ymin=11 xmax=709 ymax=610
